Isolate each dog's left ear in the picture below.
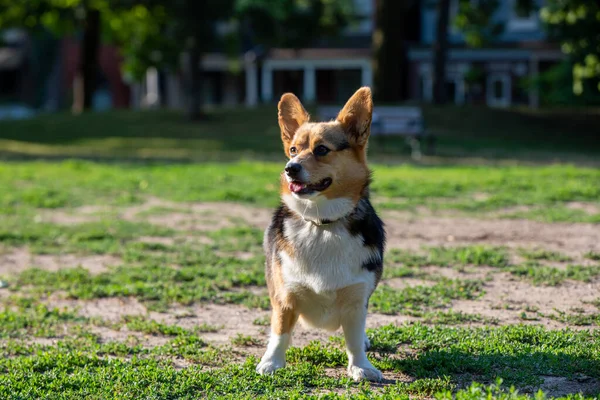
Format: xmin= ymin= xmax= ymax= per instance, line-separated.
xmin=336 ymin=87 xmax=373 ymax=147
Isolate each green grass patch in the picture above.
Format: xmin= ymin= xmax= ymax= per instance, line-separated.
xmin=386 ymin=246 xmax=509 ymax=269
xmin=507 ymin=263 xmax=600 ymax=286
xmin=585 ymin=251 xmax=600 ymax=261
xmin=231 ymin=333 xmax=262 ymax=347
xmin=1 ymin=161 xmax=600 ymax=222
xmin=370 ymin=279 xmax=484 ymax=315
xmin=0 ymin=216 xmax=174 ymax=255
xmin=518 ymin=248 xmax=573 ymax=262
xmin=0 ymin=322 xmax=599 ymax=398
xmin=544 ymin=309 xmax=600 ymax=326
xmin=122 ymin=315 xmax=191 ymax=336
xmin=0 ymin=301 xmax=83 ymax=339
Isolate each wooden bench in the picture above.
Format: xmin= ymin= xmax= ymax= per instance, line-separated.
xmin=318 ymin=106 xmax=434 ymax=158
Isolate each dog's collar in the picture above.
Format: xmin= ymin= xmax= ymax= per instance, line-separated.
xmin=302 ymin=208 xmax=355 ymax=226
xmin=305 ymin=217 xmax=336 ymax=226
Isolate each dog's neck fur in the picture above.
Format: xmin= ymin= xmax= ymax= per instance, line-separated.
xmin=282 ymin=194 xmax=356 ymax=225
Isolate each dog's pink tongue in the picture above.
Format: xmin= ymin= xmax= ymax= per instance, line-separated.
xmin=290 ymin=182 xmax=305 ymax=193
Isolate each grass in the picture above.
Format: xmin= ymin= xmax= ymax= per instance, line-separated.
xmin=1 ymin=320 xmax=599 ymax=399
xmin=0 ymin=160 xmax=599 ymax=221
xmin=370 ymin=279 xmax=484 ymax=315
xmin=0 ymin=215 xmax=175 ymax=255
xmin=1 ymin=106 xmax=600 ymax=163
xmin=518 ymin=248 xmax=573 ymax=262
xmin=1 ymin=109 xmax=599 ymax=398
xmin=506 ymin=264 xmax=600 ymax=286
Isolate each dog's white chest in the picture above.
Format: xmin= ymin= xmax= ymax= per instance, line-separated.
xmin=279 ymin=218 xmax=377 ymax=295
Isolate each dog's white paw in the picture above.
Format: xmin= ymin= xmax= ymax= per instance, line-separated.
xmin=347 ymin=363 xmax=383 ymax=382
xmin=256 ymin=356 xmax=285 ymax=375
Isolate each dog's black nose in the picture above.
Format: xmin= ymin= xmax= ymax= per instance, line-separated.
xmin=285 ymin=163 xmax=302 ymax=177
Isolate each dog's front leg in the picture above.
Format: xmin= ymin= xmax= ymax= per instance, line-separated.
xmin=256 ymin=304 xmax=297 ymax=375
xmin=341 ymin=304 xmax=382 ymax=382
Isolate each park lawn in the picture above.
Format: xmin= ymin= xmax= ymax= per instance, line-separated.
xmin=1 ymin=160 xmax=599 ymax=223
xmin=0 ymin=105 xmax=599 ymax=163
xmin=0 ymin=109 xmax=599 ymax=398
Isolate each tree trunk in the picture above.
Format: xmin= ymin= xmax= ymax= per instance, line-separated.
xmin=373 ymin=0 xmax=408 ymax=103
xmin=72 ymin=8 xmax=100 ymax=114
xmin=186 ymin=44 xmax=204 ymax=120
xmin=433 ymin=0 xmax=450 ymax=105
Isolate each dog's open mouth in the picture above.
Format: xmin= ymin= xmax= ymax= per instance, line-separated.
xmin=289 ymin=178 xmax=332 ymax=195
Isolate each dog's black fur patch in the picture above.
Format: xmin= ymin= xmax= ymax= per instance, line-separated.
xmin=347 ymin=197 xmax=385 ymax=282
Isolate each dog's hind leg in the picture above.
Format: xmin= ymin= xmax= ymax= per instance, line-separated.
xmin=256 ymin=305 xmax=298 ymax=375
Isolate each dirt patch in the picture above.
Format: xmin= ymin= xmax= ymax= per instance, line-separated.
xmin=0 ymin=248 xmax=120 ymax=276
xmin=89 ymin=325 xmax=172 ymax=348
xmin=136 ymin=236 xmax=177 ymax=246
xmin=450 ymin=272 xmax=600 ymax=328
xmin=47 ymin=296 xmax=148 ymax=322
xmin=383 ymin=213 xmax=600 ymax=255
xmin=121 ymin=198 xmax=272 ymax=231
xmin=538 ymin=376 xmax=600 ymax=398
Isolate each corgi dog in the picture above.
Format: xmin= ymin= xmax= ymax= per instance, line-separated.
xmin=256 ymin=87 xmax=385 ymax=382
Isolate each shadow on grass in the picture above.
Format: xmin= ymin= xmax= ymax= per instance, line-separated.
xmin=1 ymin=106 xmax=600 ymax=164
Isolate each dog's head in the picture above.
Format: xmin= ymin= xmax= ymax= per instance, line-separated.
xmin=277 ymin=87 xmax=373 ymax=221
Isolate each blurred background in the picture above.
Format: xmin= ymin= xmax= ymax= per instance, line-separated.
xmin=0 ymin=0 xmax=599 ymax=163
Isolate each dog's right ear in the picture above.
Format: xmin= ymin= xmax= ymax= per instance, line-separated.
xmin=278 ymin=93 xmax=309 ymax=149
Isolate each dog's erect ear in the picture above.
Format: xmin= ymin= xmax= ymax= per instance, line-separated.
xmin=278 ymin=93 xmax=309 ymax=147
xmin=336 ymin=87 xmax=373 ymax=147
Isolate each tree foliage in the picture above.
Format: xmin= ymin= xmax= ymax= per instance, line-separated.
xmin=453 ymin=0 xmax=503 ymax=47
xmin=541 ymin=0 xmax=600 ymax=94
xmin=235 ymin=0 xmax=353 ymax=49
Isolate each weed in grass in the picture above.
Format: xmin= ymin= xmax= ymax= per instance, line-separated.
xmin=0 ymin=302 xmax=84 ymax=339
xmin=196 ymin=323 xmax=220 ymax=333
xmin=420 ymin=310 xmax=499 ymax=325
xmin=122 ymin=316 xmax=191 ymax=336
xmin=518 ymin=248 xmax=573 ymax=262
xmin=519 ymin=312 xmax=541 ymax=321
xmin=585 ymin=251 xmax=600 ymax=261
xmin=544 ymin=309 xmax=600 ymax=326
xmin=286 ymin=341 xmax=348 ymax=368
xmin=253 ymin=316 xmax=271 ymax=326
xmin=507 ymin=263 xmax=600 ymax=286
xmin=369 ymin=279 xmax=485 ymax=315
xmin=231 ymin=334 xmax=262 ymax=347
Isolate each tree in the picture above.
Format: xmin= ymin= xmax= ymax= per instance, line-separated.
xmin=453 ymin=0 xmax=503 ymax=48
xmin=541 ymin=0 xmax=600 ymax=95
xmin=154 ymin=0 xmax=236 ymax=120
xmin=432 ymin=0 xmax=450 ymax=105
xmin=372 ymin=0 xmax=418 ymax=103
xmin=0 ymin=0 xmax=164 ymax=113
xmin=235 ymin=0 xmax=353 ymax=50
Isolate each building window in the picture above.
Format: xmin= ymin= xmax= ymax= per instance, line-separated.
xmin=507 ymin=0 xmax=537 ymax=31
xmin=486 ymin=73 xmax=511 ymax=107
xmin=344 ymin=0 xmax=373 ymax=34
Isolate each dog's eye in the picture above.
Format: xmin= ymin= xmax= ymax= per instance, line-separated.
xmin=313 ymin=145 xmax=330 ymax=156
xmin=289 ymin=146 xmax=297 ymax=156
